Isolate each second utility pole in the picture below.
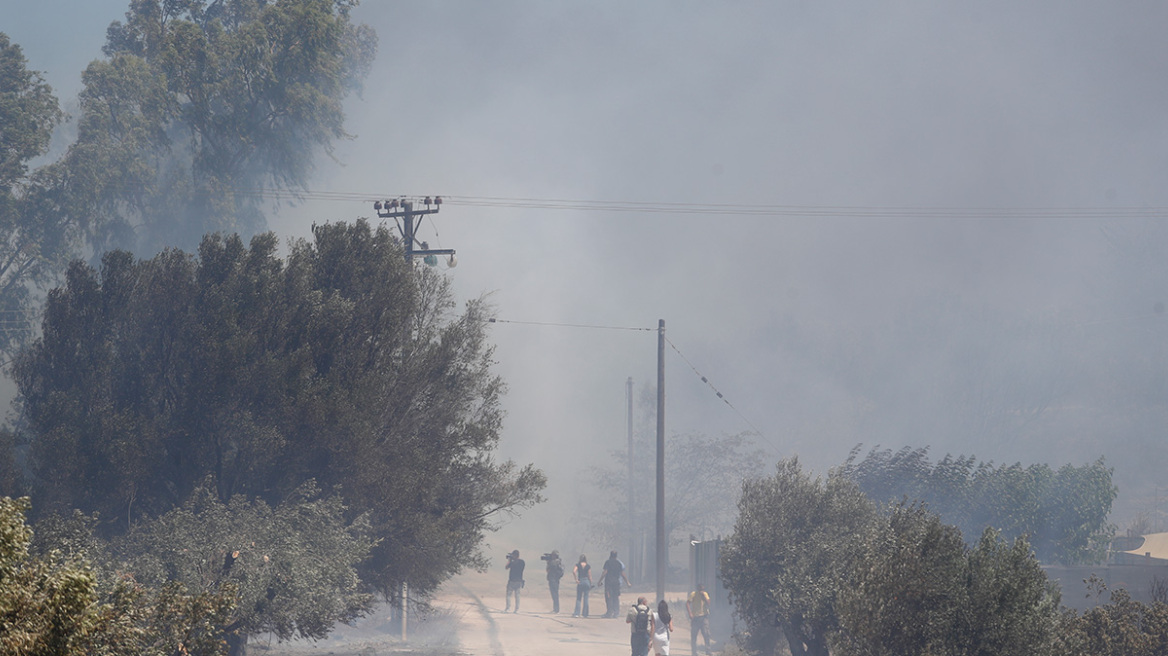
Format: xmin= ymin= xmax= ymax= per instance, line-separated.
xmin=656 ymin=319 xmax=666 ymax=603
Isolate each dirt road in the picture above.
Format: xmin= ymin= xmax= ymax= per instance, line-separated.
xmin=257 ymin=568 xmax=702 ymax=656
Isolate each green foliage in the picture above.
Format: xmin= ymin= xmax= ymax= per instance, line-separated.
xmin=840 ymin=445 xmax=1116 ymax=564
xmin=0 ymin=34 xmax=61 ymax=190
xmin=721 ymin=461 xmax=1061 ymax=656
xmin=0 ymin=495 xmax=237 ymax=656
xmin=0 ymin=496 xmax=101 ymax=655
xmin=14 ymin=220 xmax=545 ymax=604
xmin=114 ymin=482 xmax=372 ymax=654
xmin=720 ymin=458 xmax=879 ymax=656
xmin=1053 ymin=589 xmax=1168 ymax=656
xmin=0 ymin=34 xmax=71 ymax=355
xmin=61 ymin=0 xmax=377 ymax=253
xmin=834 ymin=505 xmax=1059 ymax=656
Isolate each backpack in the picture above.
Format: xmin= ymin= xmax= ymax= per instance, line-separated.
xmin=549 ymin=559 xmax=563 ymax=579
xmin=634 ymin=606 xmax=650 ymax=633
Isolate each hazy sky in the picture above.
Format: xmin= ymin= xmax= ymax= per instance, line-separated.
xmin=8 ymin=0 xmax=1168 ymax=552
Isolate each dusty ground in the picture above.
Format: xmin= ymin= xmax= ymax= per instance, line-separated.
xmin=253 ymin=568 xmax=708 ymax=656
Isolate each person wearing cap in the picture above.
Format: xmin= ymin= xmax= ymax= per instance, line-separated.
xmin=504 ymin=549 xmax=526 ymax=613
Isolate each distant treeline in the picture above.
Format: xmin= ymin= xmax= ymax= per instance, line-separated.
xmin=839 ymin=445 xmax=1116 ymax=565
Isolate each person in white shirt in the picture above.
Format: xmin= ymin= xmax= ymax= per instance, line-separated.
xmin=651 ymin=600 xmax=673 ymax=656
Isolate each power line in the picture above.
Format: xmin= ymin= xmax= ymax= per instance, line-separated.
xmin=487 ymin=315 xmax=772 ymax=448
xmin=108 ymin=181 xmax=1168 ymax=220
xmin=487 ymin=317 xmax=653 ymax=332
xmin=663 ymin=336 xmax=774 ymax=451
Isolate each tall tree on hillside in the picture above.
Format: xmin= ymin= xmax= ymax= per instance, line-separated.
xmin=13 ymin=220 xmax=545 ymax=602
xmin=0 ymin=34 xmax=70 ymax=355
xmin=59 ymin=0 xmax=377 ymax=254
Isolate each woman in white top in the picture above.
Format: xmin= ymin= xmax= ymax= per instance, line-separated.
xmin=651 ymin=600 xmax=673 ymax=656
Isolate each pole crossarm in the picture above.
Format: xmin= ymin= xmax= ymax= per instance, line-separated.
xmin=371 ymin=197 xmax=455 ymax=264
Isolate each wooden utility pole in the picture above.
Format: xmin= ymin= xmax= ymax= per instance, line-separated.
xmin=372 ymin=197 xmax=452 ymax=641
xmin=656 ymin=319 xmax=666 ymax=603
xmin=373 ymin=197 xmax=456 ymax=264
xmin=627 ymin=376 xmax=635 ymax=581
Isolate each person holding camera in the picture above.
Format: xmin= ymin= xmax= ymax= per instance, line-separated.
xmin=542 ymin=550 xmax=564 ymax=613
xmin=504 ymin=549 xmax=525 ymax=613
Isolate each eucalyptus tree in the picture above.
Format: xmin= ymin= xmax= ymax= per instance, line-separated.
xmin=60 ymin=0 xmax=377 ymax=254
xmin=0 ymin=34 xmax=70 ymax=356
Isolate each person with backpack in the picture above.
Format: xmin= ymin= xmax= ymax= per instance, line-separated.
xmin=544 ymin=550 xmax=564 ymax=613
xmin=572 ymin=554 xmax=592 ymax=618
xmin=626 ymin=596 xmax=652 ymax=656
xmin=651 ymin=600 xmax=673 ymax=656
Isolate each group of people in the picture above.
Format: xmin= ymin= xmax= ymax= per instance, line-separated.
xmin=534 ymin=549 xmax=630 ymax=617
xmin=506 ymin=548 xmax=714 ymax=656
xmin=626 ymin=586 xmax=712 ymax=656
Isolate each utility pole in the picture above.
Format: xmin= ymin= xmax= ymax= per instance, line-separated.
xmin=373 ymin=197 xmax=456 ymax=265
xmin=656 ymin=319 xmax=666 ymax=603
xmin=373 ymin=196 xmax=451 ymax=643
xmin=627 ymin=376 xmax=635 ymax=582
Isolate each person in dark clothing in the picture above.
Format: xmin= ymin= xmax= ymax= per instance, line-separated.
xmin=601 ymin=550 xmax=631 ymax=617
xmin=572 ymin=554 xmax=592 ymax=617
xmin=504 ymin=549 xmax=525 ymax=613
xmin=545 ymin=550 xmax=564 ymax=613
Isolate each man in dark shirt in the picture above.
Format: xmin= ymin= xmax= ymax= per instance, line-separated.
xmin=601 ymin=550 xmax=631 ymax=618
xmin=505 ymin=549 xmax=526 ymax=613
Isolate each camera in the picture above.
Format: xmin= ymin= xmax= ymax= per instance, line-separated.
xmin=506 ymin=553 xmax=515 ymax=560
xmin=540 ymin=553 xmax=555 ymax=561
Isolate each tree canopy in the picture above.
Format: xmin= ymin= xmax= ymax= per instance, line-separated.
xmin=113 ymin=483 xmax=373 ymax=656
xmin=58 ymin=0 xmax=377 ymax=254
xmin=720 ymin=458 xmax=879 ymax=656
xmin=0 ymin=33 xmax=70 ymax=355
xmin=13 ymin=220 xmax=545 ymax=602
xmin=721 ymin=458 xmax=1063 ymax=656
xmin=839 ymin=445 xmax=1116 ymax=564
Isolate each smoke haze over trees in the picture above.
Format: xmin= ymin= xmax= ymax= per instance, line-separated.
xmin=11 ymin=1 xmax=1168 ymax=651
xmin=839 ymin=445 xmax=1117 ymax=565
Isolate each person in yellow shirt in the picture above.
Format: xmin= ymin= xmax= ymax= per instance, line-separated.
xmin=686 ymin=584 xmax=711 ymax=655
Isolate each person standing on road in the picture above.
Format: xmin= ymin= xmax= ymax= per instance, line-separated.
xmin=545 ymin=550 xmax=564 ymax=613
xmin=687 ymin=583 xmax=712 ymax=654
xmin=626 ymin=596 xmax=652 ymax=656
xmin=504 ymin=549 xmax=525 ymax=613
xmin=601 ymin=550 xmax=631 ymax=617
xmin=651 ymin=600 xmax=673 ymax=656
xmin=572 ymin=554 xmax=592 ymax=617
